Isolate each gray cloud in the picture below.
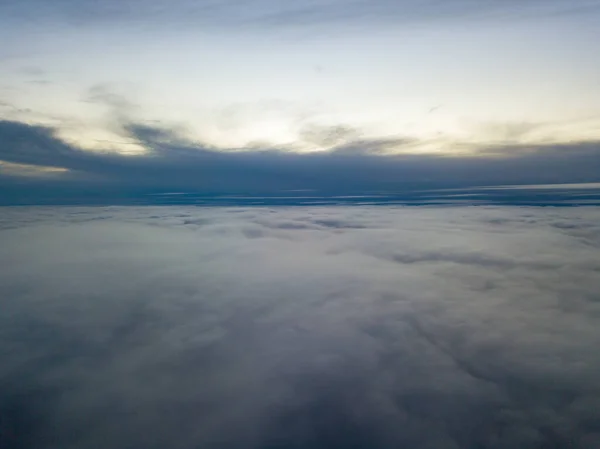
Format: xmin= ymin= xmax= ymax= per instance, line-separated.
xmin=0 ymin=119 xmax=600 ymax=205
xmin=1 ymin=206 xmax=600 ymax=448
xmin=2 ymin=0 xmax=599 ymax=30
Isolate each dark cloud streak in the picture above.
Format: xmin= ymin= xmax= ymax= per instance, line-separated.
xmin=2 ymin=0 xmax=599 ymax=30
xmin=1 ymin=119 xmax=600 ymax=205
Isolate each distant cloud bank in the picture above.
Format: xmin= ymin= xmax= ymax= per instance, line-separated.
xmin=1 ymin=119 xmax=599 ymax=205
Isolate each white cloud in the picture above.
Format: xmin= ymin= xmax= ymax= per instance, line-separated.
xmin=1 ymin=206 xmax=600 ymax=448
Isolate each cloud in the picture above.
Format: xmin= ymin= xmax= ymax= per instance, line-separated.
xmin=1 ymin=206 xmax=600 ymax=448
xmin=3 ymin=0 xmax=599 ymax=29
xmin=0 ymin=119 xmax=600 ymax=205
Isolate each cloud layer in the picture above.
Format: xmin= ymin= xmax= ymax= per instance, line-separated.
xmin=1 ymin=119 xmax=600 ymax=205
xmin=1 ymin=206 xmax=600 ymax=448
xmin=4 ymin=0 xmax=599 ymax=29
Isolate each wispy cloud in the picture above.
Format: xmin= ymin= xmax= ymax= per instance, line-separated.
xmin=3 ymin=0 xmax=600 ymax=29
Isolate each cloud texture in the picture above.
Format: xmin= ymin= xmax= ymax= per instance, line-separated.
xmin=1 ymin=206 xmax=600 ymax=448
xmin=3 ymin=0 xmax=599 ymax=29
xmin=1 ymin=119 xmax=600 ymax=205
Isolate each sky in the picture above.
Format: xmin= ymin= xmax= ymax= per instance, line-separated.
xmin=1 ymin=0 xmax=600 ymax=203
xmin=1 ymin=206 xmax=600 ymax=448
